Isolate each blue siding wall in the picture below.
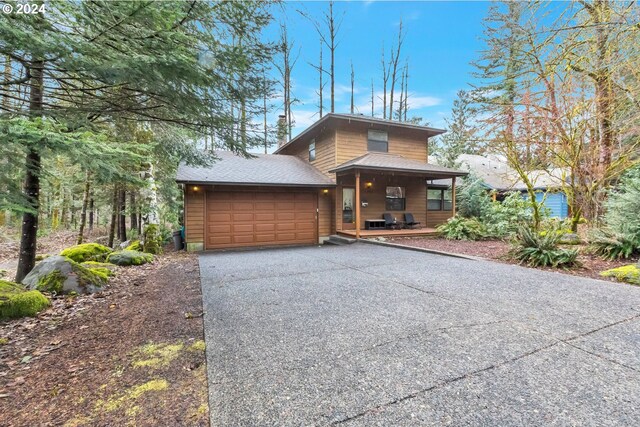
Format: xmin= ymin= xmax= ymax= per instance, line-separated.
xmin=531 ymin=192 xmax=568 ymax=219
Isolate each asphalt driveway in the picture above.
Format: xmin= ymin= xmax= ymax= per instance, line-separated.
xmin=199 ymin=243 xmax=640 ymax=426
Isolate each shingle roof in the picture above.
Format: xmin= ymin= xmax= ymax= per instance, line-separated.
xmin=274 ymin=113 xmax=446 ymax=154
xmin=430 ymin=154 xmax=567 ymax=190
xmin=328 ymin=152 xmax=468 ymax=177
xmin=176 ymin=151 xmax=335 ymax=187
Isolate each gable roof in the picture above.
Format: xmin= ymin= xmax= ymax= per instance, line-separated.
xmin=176 ymin=151 xmax=335 ymax=187
xmin=329 ymin=152 xmax=467 ymax=178
xmin=274 ymin=113 xmax=446 ymax=154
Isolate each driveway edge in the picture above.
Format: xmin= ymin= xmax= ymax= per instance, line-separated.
xmin=359 ymin=238 xmax=482 ymax=261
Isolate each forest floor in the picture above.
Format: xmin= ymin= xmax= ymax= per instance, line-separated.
xmin=386 ymin=236 xmax=639 ymax=282
xmin=0 ymin=230 xmax=209 ymax=427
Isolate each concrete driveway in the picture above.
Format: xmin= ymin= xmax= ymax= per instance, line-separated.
xmin=199 ymin=243 xmax=640 ymax=426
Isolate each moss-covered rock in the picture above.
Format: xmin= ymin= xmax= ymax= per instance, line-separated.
xmin=22 ymin=255 xmax=107 ymax=294
xmin=60 ymin=243 xmax=112 ymax=263
xmin=107 ymin=250 xmax=153 ymax=266
xmin=600 ymin=264 xmax=640 ymax=286
xmin=0 ymin=279 xmax=50 ymax=320
xmin=125 ymin=240 xmax=143 ymax=252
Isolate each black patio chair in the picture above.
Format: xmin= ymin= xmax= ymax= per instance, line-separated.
xmin=383 ymin=213 xmax=401 ymax=230
xmin=404 ymin=213 xmax=422 ymax=229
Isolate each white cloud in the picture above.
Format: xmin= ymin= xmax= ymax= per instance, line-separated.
xmin=408 ymin=95 xmax=442 ymax=109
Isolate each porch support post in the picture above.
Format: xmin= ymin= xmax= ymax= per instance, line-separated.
xmin=355 ymin=170 xmax=361 ymax=239
xmin=452 ymin=176 xmax=457 ymax=215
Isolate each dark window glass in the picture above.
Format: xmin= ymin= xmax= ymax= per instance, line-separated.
xmin=427 ymin=189 xmax=443 ymax=211
xmin=443 ymin=189 xmax=453 ymax=211
xmin=386 ymin=186 xmax=406 ymax=210
xmin=368 ymin=130 xmax=388 ymax=152
xmin=309 ymin=141 xmax=316 ymax=161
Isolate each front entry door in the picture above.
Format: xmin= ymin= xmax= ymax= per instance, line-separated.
xmin=342 ymin=187 xmax=356 ymax=230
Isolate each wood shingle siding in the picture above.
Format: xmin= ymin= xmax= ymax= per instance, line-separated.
xmin=335 ymin=127 xmax=428 ymax=165
xmin=279 ymin=129 xmax=336 ymax=178
xmin=185 ymin=186 xmax=205 ymax=245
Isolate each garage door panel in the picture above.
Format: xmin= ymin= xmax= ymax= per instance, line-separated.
xmin=233 ymin=213 xmax=254 ymax=222
xmin=233 ymin=235 xmax=255 ymax=244
xmin=209 ymin=213 xmax=231 ymax=222
xmin=206 ymin=191 xmax=317 ymax=249
xmin=255 ymin=223 xmax=275 ymax=232
xmin=209 ymin=224 xmax=231 ymax=234
xmin=255 ymin=213 xmax=276 ymax=221
xmin=255 ymin=234 xmax=277 ymax=242
xmin=232 ymin=224 xmax=254 ymax=234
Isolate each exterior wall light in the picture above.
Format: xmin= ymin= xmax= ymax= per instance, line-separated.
xmin=192 ymin=186 xmax=199 ymax=191
xmin=365 ymin=182 xmax=373 ymax=188
xmin=322 ymin=189 xmax=329 ymax=194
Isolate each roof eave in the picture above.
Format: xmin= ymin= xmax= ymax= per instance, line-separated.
xmin=328 ymin=165 xmax=469 ymax=177
xmin=175 ymin=179 xmax=336 ymax=188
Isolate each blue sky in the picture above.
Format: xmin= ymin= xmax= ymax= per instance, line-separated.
xmin=265 ymin=1 xmax=490 ymax=139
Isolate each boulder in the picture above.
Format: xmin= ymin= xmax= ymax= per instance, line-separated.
xmin=559 ymin=233 xmax=582 ymax=245
xmin=107 ymin=250 xmax=153 ymax=266
xmin=22 ymin=256 xmax=108 ymax=294
xmin=0 ymin=279 xmax=50 ymax=320
xmin=60 ymin=243 xmax=112 ymax=263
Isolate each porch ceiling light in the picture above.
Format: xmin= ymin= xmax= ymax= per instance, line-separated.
xmin=365 ymin=182 xmax=373 ymax=188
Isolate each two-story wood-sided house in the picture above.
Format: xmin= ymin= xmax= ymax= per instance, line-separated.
xmin=177 ymin=113 xmax=467 ymax=251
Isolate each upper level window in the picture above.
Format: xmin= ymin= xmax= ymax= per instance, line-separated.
xmin=309 ymin=140 xmax=316 ymax=161
xmin=385 ymin=186 xmax=406 ymax=210
xmin=367 ymin=130 xmax=388 ymax=152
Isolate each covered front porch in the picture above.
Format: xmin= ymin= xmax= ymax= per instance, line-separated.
xmin=328 ymin=153 xmax=468 ymax=239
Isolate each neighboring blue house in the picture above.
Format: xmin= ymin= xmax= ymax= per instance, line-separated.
xmin=432 ymin=154 xmax=570 ymax=219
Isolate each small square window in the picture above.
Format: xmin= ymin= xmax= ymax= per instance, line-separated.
xmin=368 ymin=130 xmax=388 ymax=152
xmin=309 ymin=140 xmax=316 ymax=161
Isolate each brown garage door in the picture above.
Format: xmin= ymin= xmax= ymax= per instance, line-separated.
xmin=205 ymin=190 xmax=317 ymax=249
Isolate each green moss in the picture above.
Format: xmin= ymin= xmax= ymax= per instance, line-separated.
xmin=0 ymin=279 xmax=50 ymax=320
xmin=188 ymin=340 xmax=206 ymax=352
xmin=87 ymin=267 xmax=113 ymax=278
xmin=142 ymin=225 xmax=162 ymax=255
xmin=132 ymin=342 xmax=184 ymax=368
xmin=35 ymin=254 xmax=51 ymax=261
xmin=107 ymin=250 xmax=153 ymax=266
xmin=0 ymin=337 xmax=8 ymax=345
xmin=600 ymin=264 xmax=640 ymax=285
xmin=125 ymin=240 xmax=143 ymax=252
xmin=60 ymin=243 xmax=112 ymax=263
xmin=81 ymin=261 xmax=115 ymax=268
xmin=96 ymin=379 xmax=169 ymax=412
xmin=36 ymin=270 xmax=66 ymax=293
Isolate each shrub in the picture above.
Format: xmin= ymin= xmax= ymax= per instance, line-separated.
xmin=600 ymin=264 xmax=640 ymax=286
xmin=510 ymin=225 xmax=579 ymax=268
xmin=485 ymin=192 xmax=536 ymax=237
xmin=456 ymin=177 xmax=492 ymax=219
xmin=0 ymin=279 xmax=50 ymax=320
xmin=125 ymin=240 xmax=143 ymax=251
xmin=590 ymin=166 xmax=640 ymax=259
xmin=60 ymin=243 xmax=112 ymax=263
xmin=437 ymin=216 xmax=487 ymax=240
xmin=589 ymin=229 xmax=640 ymax=260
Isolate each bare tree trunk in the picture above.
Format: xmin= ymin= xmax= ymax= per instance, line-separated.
xmin=108 ymin=186 xmax=118 ymax=248
xmin=118 ymin=188 xmax=127 ymax=242
xmin=15 ymin=58 xmax=44 ymax=283
xmin=263 ymin=69 xmax=269 ymax=153
xmin=88 ymin=196 xmax=94 ymax=231
xmin=389 ymin=20 xmax=404 ymax=121
xmin=130 ymin=191 xmax=137 ymax=233
xmin=381 ymin=46 xmax=388 ymax=119
xmin=319 ymin=41 xmax=323 ymax=118
xmin=76 ymin=170 xmax=91 ymax=245
xmin=403 ymin=63 xmax=409 ymax=121
xmin=371 ymin=79 xmax=374 ymax=116
xmin=350 ymin=61 xmax=355 ymax=114
xmin=329 ymin=1 xmax=335 ymax=113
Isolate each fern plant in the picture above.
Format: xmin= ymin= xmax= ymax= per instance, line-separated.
xmin=589 ymin=229 xmax=639 ymax=260
xmin=437 ymin=216 xmax=487 ymax=241
xmin=510 ymin=225 xmax=579 ymax=268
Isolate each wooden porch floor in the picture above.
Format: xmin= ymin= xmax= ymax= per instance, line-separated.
xmin=338 ymin=228 xmax=439 ymax=238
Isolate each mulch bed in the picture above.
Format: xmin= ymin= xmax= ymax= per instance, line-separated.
xmin=387 ymin=236 xmax=639 ymax=282
xmin=0 ymin=249 xmax=209 ymax=427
